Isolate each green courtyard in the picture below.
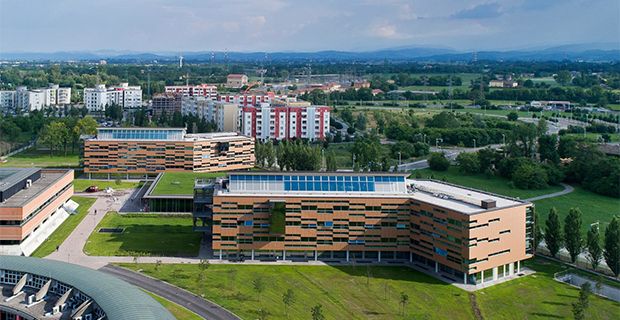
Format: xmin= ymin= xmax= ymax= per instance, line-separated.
xmin=150 ymin=172 xmax=227 ymax=196
xmin=84 ymin=212 xmax=201 ymax=257
xmin=0 ymin=148 xmax=80 ymax=168
xmin=120 ymin=258 xmax=620 ymax=320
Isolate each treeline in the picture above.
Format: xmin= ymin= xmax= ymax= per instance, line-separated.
xmin=38 ymin=116 xmax=98 ymax=155
xmin=255 ymin=140 xmax=322 ymax=171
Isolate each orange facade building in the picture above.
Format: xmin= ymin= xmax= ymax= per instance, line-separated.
xmin=0 ymin=168 xmax=74 ymax=256
xmin=83 ymin=128 xmax=255 ymax=177
xmin=196 ymin=172 xmax=534 ymax=285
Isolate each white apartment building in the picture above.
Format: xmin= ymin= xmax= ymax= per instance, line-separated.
xmin=0 ymin=91 xmax=16 ymax=113
xmin=7 ymin=84 xmax=72 ymax=112
xmin=217 ymin=93 xmax=288 ymax=106
xmin=84 ymin=83 xmax=142 ymax=111
xmin=165 ymin=84 xmax=218 ymax=99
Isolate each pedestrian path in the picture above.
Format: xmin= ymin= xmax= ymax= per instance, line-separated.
xmin=526 ymin=183 xmax=574 ymax=201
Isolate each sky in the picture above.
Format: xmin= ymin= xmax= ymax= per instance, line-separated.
xmin=0 ymin=0 xmax=618 ymax=53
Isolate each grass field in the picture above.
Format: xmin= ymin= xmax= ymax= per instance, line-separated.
xmin=562 ymin=133 xmax=620 ymax=143
xmin=84 ymin=212 xmax=201 ymax=257
xmin=0 ymin=148 xmax=80 ymax=168
xmin=533 ymin=186 xmax=620 ymax=233
xmin=120 ymin=258 xmax=620 ymax=320
xmin=607 ymin=104 xmax=620 ymax=111
xmin=411 ymin=166 xmax=564 ymax=199
xmin=147 ymin=292 xmax=203 ymax=320
xmin=151 ymin=172 xmax=227 ymax=195
xmin=30 ymin=196 xmax=96 ymax=258
xmin=73 ymin=179 xmax=143 ymax=192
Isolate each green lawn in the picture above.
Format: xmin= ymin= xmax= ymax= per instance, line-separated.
xmin=0 ymin=148 xmax=80 ymax=168
xmin=533 ymin=186 xmax=620 ymax=233
xmin=562 ymin=133 xmax=620 ymax=143
xmin=84 ymin=212 xmax=201 ymax=257
xmin=147 ymin=292 xmax=203 ymax=320
xmin=30 ymin=196 xmax=96 ymax=258
xmin=120 ymin=258 xmax=620 ymax=320
xmin=151 ymin=172 xmax=227 ymax=196
xmin=73 ymin=179 xmax=143 ymax=192
xmin=412 ymin=166 xmax=564 ymax=199
xmin=607 ymin=104 xmax=620 ymax=111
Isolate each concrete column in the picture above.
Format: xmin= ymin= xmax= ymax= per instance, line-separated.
xmin=509 ymin=262 xmax=514 ymax=275
xmin=378 ymin=251 xmax=381 ymax=262
xmin=493 ymin=267 xmax=498 ymax=281
xmin=362 ymin=251 xmax=365 ymax=259
xmin=463 ymin=273 xmax=467 ymax=284
xmin=88 ymin=173 xmax=91 ymax=180
xmin=314 ymin=250 xmax=318 ymax=261
xmin=481 ymin=270 xmax=484 ymax=284
xmin=251 ymin=249 xmax=255 ymax=260
xmin=219 ymin=249 xmax=222 ymax=260
xmin=346 ymin=250 xmax=349 ymax=262
xmin=434 ymin=261 xmax=439 ymax=273
xmin=330 ymin=251 xmax=334 ymax=259
xmin=409 ymin=252 xmax=413 ymax=263
xmin=503 ymin=265 xmax=506 ymax=278
xmin=517 ymin=260 xmax=520 ymax=273
xmin=283 ymin=250 xmax=286 ymax=260
xmin=108 ymin=173 xmax=111 ymax=180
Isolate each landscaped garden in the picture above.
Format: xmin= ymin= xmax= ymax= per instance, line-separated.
xmin=119 ymin=258 xmax=620 ymax=320
xmin=84 ymin=211 xmax=201 ymax=257
xmin=150 ymin=172 xmax=227 ymax=196
xmin=30 ymin=196 xmax=96 ymax=258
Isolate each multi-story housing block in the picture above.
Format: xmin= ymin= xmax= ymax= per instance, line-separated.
xmin=152 ymin=93 xmax=182 ymax=116
xmin=165 ymin=84 xmax=218 ymax=99
xmin=83 ymin=83 xmax=142 ymax=111
xmin=82 ymin=128 xmax=254 ymax=177
xmin=5 ymin=84 xmax=71 ymax=112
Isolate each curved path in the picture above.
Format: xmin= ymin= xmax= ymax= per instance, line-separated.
xmin=100 ymin=265 xmax=240 ymax=320
xmin=525 ymin=183 xmax=574 ymax=202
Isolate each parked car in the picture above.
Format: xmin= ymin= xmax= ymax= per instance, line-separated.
xmin=85 ymin=185 xmax=99 ymax=193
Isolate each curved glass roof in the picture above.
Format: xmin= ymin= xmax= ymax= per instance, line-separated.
xmin=0 ymin=256 xmax=175 ymax=320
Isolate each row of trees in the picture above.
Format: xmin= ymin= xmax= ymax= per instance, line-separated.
xmin=542 ymin=209 xmax=620 ymax=277
xmin=38 ymin=117 xmax=98 ymax=155
xmin=255 ymin=140 xmax=322 ymax=171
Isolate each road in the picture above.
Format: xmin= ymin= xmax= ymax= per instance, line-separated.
xmin=395 ymin=144 xmax=503 ymax=172
xmin=100 ymin=265 xmax=240 ymax=320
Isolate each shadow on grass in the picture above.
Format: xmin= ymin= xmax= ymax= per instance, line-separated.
xmin=542 ymin=301 xmax=568 ymax=306
xmin=331 ymin=265 xmax=450 ymax=286
xmin=529 ymin=312 xmax=564 ymax=319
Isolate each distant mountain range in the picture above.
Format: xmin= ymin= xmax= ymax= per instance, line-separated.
xmin=1 ymin=43 xmax=618 ymax=62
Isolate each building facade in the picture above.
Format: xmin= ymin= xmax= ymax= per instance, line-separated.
xmin=83 ymin=83 xmax=142 ymax=111
xmin=240 ymin=101 xmax=330 ymax=141
xmin=226 ymin=74 xmax=248 ymax=88
xmin=165 ymin=84 xmax=218 ymax=99
xmin=1 ymin=84 xmax=72 ymax=113
xmin=0 ymin=168 xmax=75 ymax=256
xmin=151 ymin=93 xmax=182 ymax=116
xmin=82 ymin=128 xmax=254 ymax=176
xmin=197 ymin=172 xmax=533 ymax=285
xmin=217 ymin=92 xmax=287 ymax=106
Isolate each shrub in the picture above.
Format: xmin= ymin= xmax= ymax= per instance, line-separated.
xmin=428 ymin=152 xmax=450 ymax=171
xmin=512 ymin=163 xmax=549 ymax=189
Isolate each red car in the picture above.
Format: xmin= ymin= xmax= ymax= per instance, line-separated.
xmin=85 ymin=185 xmax=99 ymax=193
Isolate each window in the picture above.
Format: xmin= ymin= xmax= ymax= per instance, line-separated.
xmin=244 ymin=220 xmax=253 ymax=226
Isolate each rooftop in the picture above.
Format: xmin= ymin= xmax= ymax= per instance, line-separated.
xmin=90 ymin=127 xmax=250 ymax=142
xmin=0 ymin=170 xmax=70 ymax=208
xmin=0 ymin=168 xmax=39 ymax=192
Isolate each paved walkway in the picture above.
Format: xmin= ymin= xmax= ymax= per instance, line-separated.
xmin=526 ymin=183 xmax=575 ymax=201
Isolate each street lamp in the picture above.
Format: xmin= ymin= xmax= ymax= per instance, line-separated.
xmin=502 ymin=133 xmax=506 ymax=146
xmin=435 ymin=138 xmax=443 ymax=149
xmin=398 ymin=151 xmax=402 ymax=166
xmin=352 ymin=154 xmax=356 ymax=170
xmin=473 ymin=139 xmax=476 ymax=149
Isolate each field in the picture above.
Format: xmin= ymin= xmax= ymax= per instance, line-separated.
xmin=562 ymin=132 xmax=620 ymax=143
xmin=30 ymin=196 xmax=96 ymax=258
xmin=73 ymin=179 xmax=143 ymax=192
xmin=151 ymin=172 xmax=227 ymax=196
xmin=0 ymin=148 xmax=80 ymax=168
xmin=411 ymin=166 xmax=564 ymax=200
xmin=147 ymin=292 xmax=202 ymax=320
xmin=84 ymin=212 xmax=201 ymax=257
xmin=119 ymin=258 xmax=620 ymax=320
xmin=607 ymin=104 xmax=620 ymax=111
xmin=533 ymin=186 xmax=620 ymax=233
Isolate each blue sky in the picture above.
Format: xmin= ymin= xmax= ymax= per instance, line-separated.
xmin=0 ymin=0 xmax=618 ymax=52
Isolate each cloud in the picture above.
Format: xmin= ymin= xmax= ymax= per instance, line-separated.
xmin=369 ymin=23 xmax=411 ymax=40
xmin=452 ymin=3 xmax=503 ymax=19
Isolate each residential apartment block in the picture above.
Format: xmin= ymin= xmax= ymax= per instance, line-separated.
xmin=82 ymin=128 xmax=254 ymax=177
xmin=0 ymin=84 xmax=71 ymax=113
xmin=181 ymin=97 xmax=240 ymax=132
xmin=226 ymin=74 xmax=248 ymax=88
xmin=165 ymin=84 xmax=218 ymax=99
xmin=217 ymin=92 xmax=287 ymax=106
xmin=0 ymin=168 xmax=75 ymax=256
xmin=194 ymin=172 xmax=533 ymax=285
xmin=152 ymin=93 xmax=182 ymax=116
xmin=83 ymin=83 xmax=142 ymax=111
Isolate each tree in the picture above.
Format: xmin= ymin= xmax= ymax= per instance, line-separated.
xmin=572 ymin=282 xmax=591 ymax=320
xmin=564 ymin=208 xmax=584 ymax=263
xmin=282 ymin=289 xmax=295 ymax=317
xmin=456 ymin=152 xmax=480 ymax=174
xmin=507 ymin=112 xmax=519 ymax=121
xmin=326 ymin=151 xmax=338 ymax=171
xmin=355 ymin=113 xmax=367 ymax=131
xmin=311 ymin=304 xmax=325 ymax=320
xmin=545 ymin=208 xmax=562 ymax=258
xmin=604 ymin=216 xmax=620 ymax=277
xmin=512 ymin=162 xmax=548 ymax=189
xmin=586 ymin=224 xmax=603 ymax=271
xmin=256 ymin=308 xmax=269 ymax=320
xmin=399 ymin=292 xmax=409 ymax=316
xmin=538 ymin=135 xmax=560 ymax=164
xmin=39 ymin=121 xmax=69 ymax=156
xmin=555 ymin=70 xmax=572 ymax=86
xmin=428 ymin=152 xmax=450 ymax=171
xmin=252 ymin=276 xmax=265 ymax=302
xmin=534 ymin=208 xmax=543 ymax=251
xmin=198 ymin=259 xmax=210 ymax=284
xmin=537 ymin=118 xmax=548 ymax=137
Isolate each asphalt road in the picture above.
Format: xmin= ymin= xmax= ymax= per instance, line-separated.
xmin=100 ymin=265 xmax=240 ymax=320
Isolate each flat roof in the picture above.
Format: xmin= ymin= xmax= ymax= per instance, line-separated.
xmin=0 ymin=168 xmax=39 ymax=192
xmin=0 ymin=256 xmax=174 ymax=320
xmin=0 ymin=170 xmax=70 ymax=208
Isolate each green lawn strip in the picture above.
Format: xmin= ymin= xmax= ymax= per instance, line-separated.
xmin=533 ymin=186 xmax=620 ymax=233
xmin=476 ymin=258 xmax=620 ymax=320
xmin=151 ymin=172 xmax=226 ymax=196
xmin=84 ymin=212 xmax=201 ymax=257
xmin=0 ymin=148 xmax=80 ymax=168
xmin=411 ymin=166 xmax=564 ymax=199
xmin=73 ymin=179 xmax=143 ymax=192
xmin=30 ymin=196 xmax=96 ymax=258
xmin=118 ymin=264 xmax=473 ymax=320
xmin=145 ymin=291 xmax=203 ymax=320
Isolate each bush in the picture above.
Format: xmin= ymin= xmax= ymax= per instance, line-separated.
xmin=542 ymin=163 xmax=565 ymax=185
xmin=456 ymin=152 xmax=480 ymax=174
xmin=512 ymin=163 xmax=549 ymax=189
xmin=428 ymin=152 xmax=450 ymax=171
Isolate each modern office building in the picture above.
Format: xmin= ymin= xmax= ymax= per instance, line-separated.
xmin=240 ymin=100 xmax=330 ymax=141
xmin=226 ymin=74 xmax=248 ymax=88
xmin=0 ymin=256 xmax=174 ymax=320
xmin=82 ymin=127 xmax=254 ymax=177
xmin=195 ymin=172 xmax=533 ymax=285
xmin=0 ymin=168 xmax=75 ymax=256
xmin=151 ymin=93 xmax=182 ymax=116
xmin=83 ymin=83 xmax=142 ymax=111
xmin=165 ymin=84 xmax=218 ymax=99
